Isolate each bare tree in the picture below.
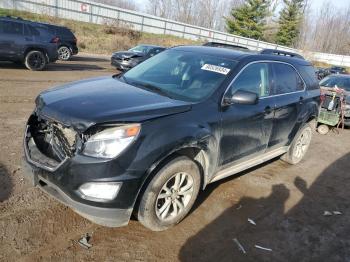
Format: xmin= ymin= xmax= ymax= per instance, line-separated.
xmin=301 ymin=1 xmax=350 ymax=55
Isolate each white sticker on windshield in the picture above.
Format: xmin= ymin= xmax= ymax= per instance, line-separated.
xmin=201 ymin=64 xmax=230 ymax=75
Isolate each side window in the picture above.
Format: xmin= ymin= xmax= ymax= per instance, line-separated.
xmin=29 ymin=25 xmax=40 ymax=36
xmin=229 ymin=62 xmax=270 ymax=98
xmin=149 ymin=48 xmax=163 ymax=57
xmin=272 ymin=63 xmax=305 ymax=95
xmin=3 ymin=21 xmax=23 ymax=35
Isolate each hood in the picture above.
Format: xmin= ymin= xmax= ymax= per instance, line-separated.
xmin=35 ymin=76 xmax=192 ymax=132
xmin=112 ymin=51 xmax=145 ymax=59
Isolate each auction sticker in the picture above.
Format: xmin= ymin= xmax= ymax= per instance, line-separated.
xmin=201 ymin=64 xmax=230 ymax=75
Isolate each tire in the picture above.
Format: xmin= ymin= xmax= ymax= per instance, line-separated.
xmin=137 ymin=156 xmax=201 ymax=231
xmin=24 ymin=50 xmax=47 ymax=71
xmin=58 ymin=46 xmax=71 ymax=61
xmin=281 ymin=123 xmax=313 ymax=165
xmin=317 ymin=124 xmax=329 ymax=135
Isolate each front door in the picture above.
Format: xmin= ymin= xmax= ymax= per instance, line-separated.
xmin=0 ymin=20 xmax=25 ymax=59
xmin=219 ymin=62 xmax=275 ymax=167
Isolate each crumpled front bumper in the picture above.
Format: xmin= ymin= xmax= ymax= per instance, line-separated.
xmin=22 ymin=123 xmax=138 ymax=228
xmin=22 ymin=158 xmax=133 ymax=227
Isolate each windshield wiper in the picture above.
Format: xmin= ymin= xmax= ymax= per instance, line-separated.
xmin=133 ymin=81 xmax=173 ymax=99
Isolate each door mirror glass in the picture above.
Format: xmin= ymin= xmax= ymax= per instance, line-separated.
xmin=223 ymin=90 xmax=258 ymax=105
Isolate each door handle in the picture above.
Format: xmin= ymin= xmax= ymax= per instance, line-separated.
xmin=299 ymin=96 xmax=304 ymax=104
xmin=25 ymin=37 xmax=33 ymax=41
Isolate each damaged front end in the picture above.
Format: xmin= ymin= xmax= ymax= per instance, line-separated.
xmin=24 ymin=113 xmax=82 ymax=172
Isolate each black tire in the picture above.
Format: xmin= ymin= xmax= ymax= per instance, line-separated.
xmin=137 ymin=156 xmax=201 ymax=231
xmin=281 ymin=123 xmax=313 ymax=165
xmin=24 ymin=50 xmax=47 ymax=71
xmin=58 ymin=46 xmax=71 ymax=61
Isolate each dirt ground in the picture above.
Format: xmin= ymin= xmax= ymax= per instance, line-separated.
xmin=0 ymin=55 xmax=350 ymax=262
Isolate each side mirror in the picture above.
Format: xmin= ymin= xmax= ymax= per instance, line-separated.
xmin=223 ymin=90 xmax=258 ymax=106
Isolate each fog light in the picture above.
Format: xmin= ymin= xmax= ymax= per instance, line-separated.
xmin=78 ymin=182 xmax=121 ymax=201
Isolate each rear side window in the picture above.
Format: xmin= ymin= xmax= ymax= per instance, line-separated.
xmin=299 ymin=65 xmax=320 ymax=90
xmin=272 ymin=63 xmax=305 ymax=95
xmin=2 ymin=21 xmax=23 ymax=35
xmin=229 ymin=62 xmax=271 ymax=98
xmin=57 ymin=27 xmax=74 ymax=37
xmin=25 ymin=25 xmax=40 ymax=36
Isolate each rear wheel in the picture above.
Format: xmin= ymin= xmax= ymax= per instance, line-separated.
xmin=58 ymin=46 xmax=71 ymax=61
xmin=24 ymin=50 xmax=47 ymax=71
xmin=317 ymin=124 xmax=329 ymax=135
xmin=137 ymin=156 xmax=201 ymax=231
xmin=281 ymin=123 xmax=312 ymax=165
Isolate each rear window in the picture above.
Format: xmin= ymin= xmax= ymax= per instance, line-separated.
xmin=272 ymin=63 xmax=305 ymax=95
xmin=299 ymin=65 xmax=320 ymax=90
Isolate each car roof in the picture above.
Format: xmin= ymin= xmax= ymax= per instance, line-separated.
xmin=171 ymin=46 xmax=311 ymax=66
xmin=136 ymin=44 xmax=164 ymax=48
xmin=0 ymin=16 xmax=69 ymax=30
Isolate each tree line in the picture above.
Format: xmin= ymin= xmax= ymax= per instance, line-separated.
xmin=94 ymin=0 xmax=350 ymax=55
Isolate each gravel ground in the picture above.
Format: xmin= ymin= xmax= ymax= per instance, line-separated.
xmin=0 ymin=56 xmax=349 ymax=262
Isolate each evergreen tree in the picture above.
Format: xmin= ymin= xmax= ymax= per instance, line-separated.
xmin=225 ymin=0 xmax=270 ymax=40
xmin=275 ymin=0 xmax=305 ymax=47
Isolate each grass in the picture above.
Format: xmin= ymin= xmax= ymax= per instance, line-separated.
xmin=0 ymin=8 xmax=200 ymax=54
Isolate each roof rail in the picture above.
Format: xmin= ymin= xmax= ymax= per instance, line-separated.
xmin=4 ymin=15 xmax=23 ymax=20
xmin=260 ymin=49 xmax=304 ymax=60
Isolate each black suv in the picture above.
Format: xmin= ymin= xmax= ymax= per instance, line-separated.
xmin=0 ymin=16 xmax=58 ymax=70
xmin=38 ymin=23 xmax=78 ymax=61
xmin=23 ymin=46 xmax=320 ymax=231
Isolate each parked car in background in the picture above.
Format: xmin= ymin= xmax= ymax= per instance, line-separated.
xmin=0 ymin=16 xmax=58 ymax=70
xmin=111 ymin=44 xmax=165 ymax=71
xmin=329 ymin=66 xmax=347 ymax=75
xmin=320 ymin=74 xmax=350 ymax=126
xmin=315 ymin=67 xmax=329 ymax=80
xmin=203 ymin=41 xmax=249 ymax=51
xmin=23 ymin=46 xmax=320 ymax=231
xmin=37 ymin=23 xmax=78 ymax=61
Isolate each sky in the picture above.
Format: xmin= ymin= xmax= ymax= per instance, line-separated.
xmin=135 ymin=0 xmax=349 ymax=14
xmin=310 ymin=0 xmax=346 ymax=10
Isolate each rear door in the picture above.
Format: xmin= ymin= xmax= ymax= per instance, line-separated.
xmin=219 ymin=62 xmax=275 ymax=166
xmin=268 ymin=62 xmax=306 ymax=149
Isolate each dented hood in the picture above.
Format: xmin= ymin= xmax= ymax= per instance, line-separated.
xmin=35 ymin=76 xmax=192 ymax=132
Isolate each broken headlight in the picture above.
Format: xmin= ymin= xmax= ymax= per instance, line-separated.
xmin=83 ymin=124 xmax=140 ymax=159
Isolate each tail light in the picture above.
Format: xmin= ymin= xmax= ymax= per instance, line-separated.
xmin=50 ymin=36 xmax=60 ymax=43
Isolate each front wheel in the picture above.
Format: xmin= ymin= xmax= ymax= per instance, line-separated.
xmin=137 ymin=156 xmax=201 ymax=231
xmin=281 ymin=123 xmax=313 ymax=165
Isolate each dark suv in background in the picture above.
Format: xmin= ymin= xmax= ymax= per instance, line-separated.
xmin=23 ymin=46 xmax=320 ymax=231
xmin=39 ymin=23 xmax=78 ymax=61
xmin=0 ymin=16 xmax=58 ymax=70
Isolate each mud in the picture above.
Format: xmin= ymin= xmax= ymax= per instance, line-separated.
xmin=0 ymin=56 xmax=349 ymax=262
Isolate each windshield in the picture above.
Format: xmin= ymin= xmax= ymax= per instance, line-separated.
xmin=129 ymin=45 xmax=151 ymax=53
xmin=122 ymin=50 xmax=237 ymax=102
xmin=320 ymin=76 xmax=350 ymax=91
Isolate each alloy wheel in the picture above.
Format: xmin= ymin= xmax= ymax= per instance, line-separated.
xmin=155 ymin=172 xmax=194 ymax=221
